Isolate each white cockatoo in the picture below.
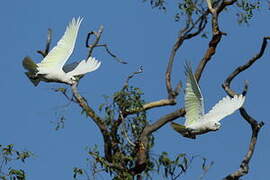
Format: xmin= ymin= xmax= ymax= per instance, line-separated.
xmin=23 ymin=17 xmax=101 ymax=86
xmin=171 ymin=63 xmax=245 ymax=139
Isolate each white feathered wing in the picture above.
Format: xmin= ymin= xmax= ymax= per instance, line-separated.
xmin=203 ymin=94 xmax=245 ymax=122
xmin=66 ymin=57 xmax=101 ymax=77
xmin=184 ymin=62 xmax=245 ymax=125
xmin=37 ymin=17 xmax=83 ymax=74
xmin=184 ymin=63 xmax=204 ymax=126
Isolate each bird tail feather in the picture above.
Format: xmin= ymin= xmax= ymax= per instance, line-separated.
xmin=23 ymin=57 xmax=40 ymax=86
xmin=171 ymin=122 xmax=187 ymax=134
xmin=23 ymin=56 xmax=38 ymax=73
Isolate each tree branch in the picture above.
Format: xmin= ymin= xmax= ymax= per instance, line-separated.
xmin=222 ymin=36 xmax=269 ymax=180
xmin=223 ymin=118 xmax=264 ymax=180
xmin=86 ymin=25 xmax=104 ymax=58
xmin=166 ymin=13 xmax=208 ymax=99
xmin=37 ymin=28 xmax=52 ymax=57
xmin=71 ymin=82 xmax=114 ymax=161
xmin=223 ymin=36 xmax=270 ymax=95
xmin=95 ymin=44 xmax=127 ymax=64
xmin=206 ymin=0 xmax=215 ymax=13
xmin=86 ymin=26 xmax=126 ymax=64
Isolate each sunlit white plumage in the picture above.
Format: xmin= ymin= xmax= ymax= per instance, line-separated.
xmin=23 ymin=17 xmax=101 ymax=86
xmin=171 ymin=63 xmax=245 ymax=139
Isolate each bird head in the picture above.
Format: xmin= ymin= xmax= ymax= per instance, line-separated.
xmin=65 ymin=76 xmax=77 ymax=85
xmin=209 ymin=121 xmax=221 ymax=131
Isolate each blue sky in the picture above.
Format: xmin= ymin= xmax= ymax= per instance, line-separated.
xmin=1 ymin=0 xmax=270 ymax=179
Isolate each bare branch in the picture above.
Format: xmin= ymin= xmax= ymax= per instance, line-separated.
xmin=166 ymin=13 xmax=208 ymax=99
xmin=52 ymin=87 xmax=76 ymax=102
xmin=143 ymin=99 xmax=177 ymax=111
xmin=195 ymin=0 xmax=239 ymax=80
xmin=221 ymin=37 xmax=269 ymax=179
xmin=37 ymin=28 xmax=52 ymax=57
xmin=71 ymin=82 xmax=114 ymax=161
xmin=86 ymin=26 xmax=126 ymax=64
xmin=223 ymin=108 xmax=264 ymax=180
xmin=223 ymin=36 xmax=270 ymax=95
xmin=205 ymin=0 xmax=215 ymax=13
xmin=86 ymin=25 xmax=104 ymax=58
xmin=95 ymin=44 xmax=127 ymax=64
xmin=71 ymin=82 xmax=105 ymax=130
xmin=126 ymin=99 xmax=177 ymax=115
xmin=217 ymin=0 xmax=238 ymax=14
xmin=124 ymin=66 xmax=143 ymax=87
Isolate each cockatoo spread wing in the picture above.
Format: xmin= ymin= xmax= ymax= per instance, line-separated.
xmin=66 ymin=57 xmax=101 ymax=77
xmin=203 ymin=95 xmax=245 ymax=122
xmin=37 ymin=17 xmax=83 ymax=73
xmin=184 ymin=63 xmax=204 ymax=126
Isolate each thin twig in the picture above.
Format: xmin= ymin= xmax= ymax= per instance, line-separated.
xmin=95 ymin=44 xmax=127 ymax=64
xmin=86 ymin=25 xmax=104 ymax=58
xmin=37 ymin=28 xmax=52 ymax=57
xmin=85 ymin=26 xmax=125 ymax=64
xmin=124 ymin=66 xmax=143 ymax=87
xmin=52 ymin=87 xmax=76 ymax=102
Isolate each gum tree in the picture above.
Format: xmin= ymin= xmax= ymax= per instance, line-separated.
xmin=25 ymin=0 xmax=268 ymax=179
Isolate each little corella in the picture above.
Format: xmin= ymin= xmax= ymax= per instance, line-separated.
xmin=23 ymin=17 xmax=101 ymax=86
xmin=171 ymin=63 xmax=245 ymax=139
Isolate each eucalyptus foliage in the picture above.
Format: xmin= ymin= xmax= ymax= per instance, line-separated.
xmin=0 ymin=145 xmax=32 ymax=180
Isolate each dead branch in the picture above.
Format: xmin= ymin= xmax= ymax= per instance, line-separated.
xmin=166 ymin=12 xmax=208 ymax=99
xmin=125 ymin=99 xmax=177 ymax=114
xmin=86 ymin=25 xmax=126 ymax=65
xmin=222 ymin=37 xmax=269 ymax=180
xmin=223 ymin=36 xmax=270 ymax=95
xmin=124 ymin=66 xmax=143 ymax=87
xmin=71 ymin=82 xmax=114 ymax=161
xmin=95 ymin=44 xmax=127 ymax=64
xmin=86 ymin=25 xmax=104 ymax=58
xmin=37 ymin=28 xmax=52 ymax=57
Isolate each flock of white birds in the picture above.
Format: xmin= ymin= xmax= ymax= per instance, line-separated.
xmin=23 ymin=17 xmax=245 ymax=139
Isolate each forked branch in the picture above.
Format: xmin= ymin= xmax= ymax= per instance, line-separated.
xmin=166 ymin=13 xmax=208 ymax=99
xmin=86 ymin=25 xmax=126 ymax=64
xmin=86 ymin=25 xmax=104 ymax=58
xmin=223 ymin=36 xmax=270 ymax=95
xmin=222 ymin=36 xmax=270 ymax=180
